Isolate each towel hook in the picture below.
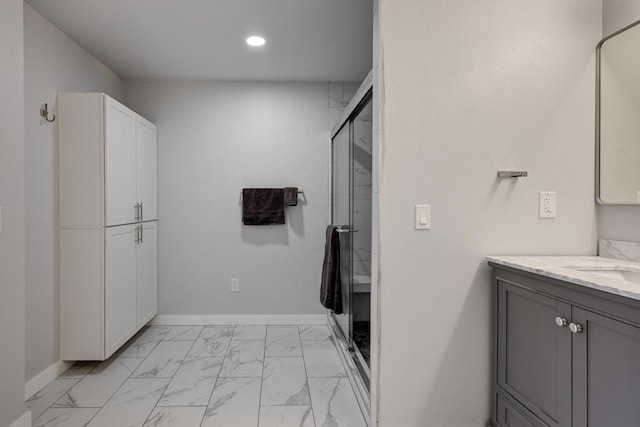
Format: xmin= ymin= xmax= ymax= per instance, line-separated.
xmin=40 ymin=103 xmax=55 ymax=123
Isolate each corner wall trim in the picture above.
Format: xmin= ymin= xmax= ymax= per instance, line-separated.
xmin=25 ymin=360 xmax=72 ymax=400
xmin=8 ymin=412 xmax=31 ymax=427
xmin=150 ymin=314 xmax=328 ymax=326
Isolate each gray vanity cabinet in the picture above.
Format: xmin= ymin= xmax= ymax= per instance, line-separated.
xmin=492 ymin=266 xmax=640 ymax=427
xmin=497 ymin=281 xmax=571 ymax=426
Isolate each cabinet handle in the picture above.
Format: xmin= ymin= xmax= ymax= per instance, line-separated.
xmin=134 ymin=203 xmax=141 ymax=221
xmin=555 ymin=317 xmax=568 ymax=327
xmin=140 ymin=203 xmax=143 ymax=221
xmin=569 ymin=322 xmax=584 ymax=334
xmin=140 ymin=225 xmax=143 ymax=244
xmin=134 ymin=225 xmax=141 ymax=244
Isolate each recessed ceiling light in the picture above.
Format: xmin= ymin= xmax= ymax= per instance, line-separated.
xmin=246 ymin=36 xmax=266 ymax=47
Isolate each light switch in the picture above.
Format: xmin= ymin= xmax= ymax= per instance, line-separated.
xmin=415 ymin=205 xmax=431 ymax=230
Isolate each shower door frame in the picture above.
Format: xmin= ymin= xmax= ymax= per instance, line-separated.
xmin=329 ymin=78 xmax=373 ymax=421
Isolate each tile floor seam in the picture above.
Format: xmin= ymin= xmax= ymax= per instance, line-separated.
xmin=297 ymin=324 xmax=318 ymax=427
xmin=141 ymin=329 xmax=206 ymax=426
xmin=256 ymin=327 xmax=268 ymax=427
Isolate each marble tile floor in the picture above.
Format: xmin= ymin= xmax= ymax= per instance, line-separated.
xmin=27 ymin=325 xmax=368 ymax=427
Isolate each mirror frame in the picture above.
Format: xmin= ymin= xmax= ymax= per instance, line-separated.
xmin=596 ymin=18 xmax=640 ymax=205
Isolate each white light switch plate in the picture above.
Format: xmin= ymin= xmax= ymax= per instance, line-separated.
xmin=415 ymin=205 xmax=431 ymax=230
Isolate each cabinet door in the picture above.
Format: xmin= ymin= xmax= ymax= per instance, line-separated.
xmin=136 ymin=116 xmax=157 ymax=221
xmin=497 ymin=281 xmax=572 ymax=427
xmin=105 ymin=96 xmax=137 ymax=226
xmin=572 ymin=307 xmax=640 ymax=427
xmin=136 ymin=221 xmax=158 ymax=329
xmin=105 ymin=225 xmax=137 ymax=358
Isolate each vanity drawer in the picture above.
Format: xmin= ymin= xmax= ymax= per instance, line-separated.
xmin=495 ymin=393 xmax=549 ymax=427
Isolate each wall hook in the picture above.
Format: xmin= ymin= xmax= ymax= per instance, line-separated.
xmin=40 ymin=103 xmax=56 ymax=123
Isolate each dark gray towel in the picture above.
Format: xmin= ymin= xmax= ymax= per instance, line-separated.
xmin=242 ymin=188 xmax=286 ymax=225
xmin=284 ymin=187 xmax=298 ymax=206
xmin=320 ymin=225 xmax=343 ymax=314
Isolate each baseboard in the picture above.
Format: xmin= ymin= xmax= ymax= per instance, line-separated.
xmin=8 ymin=411 xmax=31 ymax=427
xmin=25 ymin=360 xmax=73 ymax=400
xmin=150 ymin=314 xmax=328 ymax=326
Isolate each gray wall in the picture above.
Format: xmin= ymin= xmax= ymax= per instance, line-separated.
xmin=598 ymin=0 xmax=640 ymax=242
xmin=377 ymin=0 xmax=601 ymax=425
xmin=23 ymin=4 xmax=125 ymax=382
xmin=125 ymin=81 xmax=336 ymax=316
xmin=0 ymin=0 xmax=26 ymax=425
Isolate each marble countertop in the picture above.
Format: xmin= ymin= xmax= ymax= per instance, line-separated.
xmin=487 ymin=255 xmax=640 ymax=302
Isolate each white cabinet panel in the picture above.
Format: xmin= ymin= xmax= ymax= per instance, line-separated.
xmin=105 ymin=97 xmax=137 ymax=226
xmin=137 ymin=222 xmax=158 ymax=329
xmin=60 ymin=93 xmax=158 ymax=361
xmin=136 ymin=116 xmax=158 ymax=221
xmin=105 ymin=225 xmax=138 ymax=358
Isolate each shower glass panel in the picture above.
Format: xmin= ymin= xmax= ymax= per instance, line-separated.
xmin=351 ymin=96 xmax=372 ymax=368
xmin=330 ymin=91 xmax=373 ymax=380
xmin=332 ymin=123 xmax=352 ymax=342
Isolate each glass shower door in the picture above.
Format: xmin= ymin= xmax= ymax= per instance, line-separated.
xmin=331 ymin=123 xmax=352 ymax=343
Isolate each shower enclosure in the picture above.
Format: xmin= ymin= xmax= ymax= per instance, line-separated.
xmin=330 ymin=82 xmax=373 ymax=413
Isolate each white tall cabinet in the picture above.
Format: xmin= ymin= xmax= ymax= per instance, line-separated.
xmin=59 ymin=93 xmax=158 ymax=360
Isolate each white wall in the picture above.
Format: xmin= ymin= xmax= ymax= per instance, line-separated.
xmin=125 ymin=81 xmax=334 ymax=316
xmin=24 ymin=4 xmax=124 ymax=382
xmin=0 ymin=0 xmax=26 ymax=425
xmin=377 ymin=0 xmax=600 ymax=425
xmin=598 ymin=0 xmax=640 ymax=242
xmin=603 ymin=0 xmax=640 ymax=36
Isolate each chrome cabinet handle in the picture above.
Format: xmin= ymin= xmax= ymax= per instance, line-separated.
xmin=140 ymin=203 xmax=143 ymax=221
xmin=555 ymin=317 xmax=568 ymax=327
xmin=134 ymin=225 xmax=142 ymax=244
xmin=569 ymin=322 xmax=583 ymax=334
xmin=134 ymin=203 xmax=141 ymax=221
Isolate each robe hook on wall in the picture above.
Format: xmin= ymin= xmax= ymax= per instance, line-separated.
xmin=40 ymin=103 xmax=55 ymax=123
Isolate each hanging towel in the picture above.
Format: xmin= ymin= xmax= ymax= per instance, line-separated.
xmin=242 ymin=188 xmax=286 ymax=225
xmin=284 ymin=187 xmax=299 ymax=206
xmin=320 ymin=225 xmax=343 ymax=314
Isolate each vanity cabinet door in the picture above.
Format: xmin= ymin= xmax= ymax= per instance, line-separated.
xmin=571 ymin=307 xmax=640 ymax=427
xmin=497 ymin=281 xmax=572 ymax=427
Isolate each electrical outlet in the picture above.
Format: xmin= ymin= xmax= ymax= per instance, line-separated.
xmin=230 ymin=278 xmax=240 ymax=292
xmin=539 ymin=191 xmax=557 ymax=219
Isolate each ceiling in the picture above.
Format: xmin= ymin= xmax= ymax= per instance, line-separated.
xmin=26 ymin=0 xmax=373 ymax=82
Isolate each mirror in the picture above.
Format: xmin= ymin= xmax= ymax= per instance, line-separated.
xmin=597 ymin=19 xmax=640 ymax=204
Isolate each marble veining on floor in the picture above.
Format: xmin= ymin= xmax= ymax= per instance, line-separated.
xmin=28 ymin=324 xmax=367 ymax=427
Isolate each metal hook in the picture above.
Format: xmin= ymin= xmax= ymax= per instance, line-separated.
xmin=40 ymin=103 xmax=56 ymax=123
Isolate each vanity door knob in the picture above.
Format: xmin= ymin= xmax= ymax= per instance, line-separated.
xmin=569 ymin=322 xmax=584 ymax=334
xmin=555 ymin=317 xmax=568 ymax=327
